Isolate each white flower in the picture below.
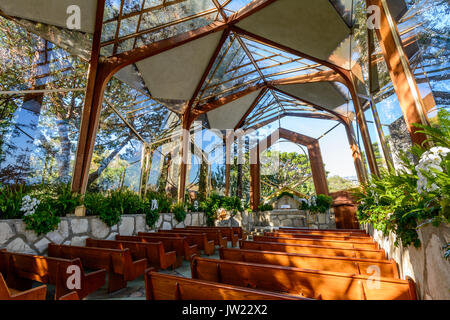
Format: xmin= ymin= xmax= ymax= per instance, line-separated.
xmin=20 ymin=196 xmax=39 ymax=217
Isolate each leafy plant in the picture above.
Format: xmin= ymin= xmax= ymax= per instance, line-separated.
xmin=84 ymin=192 xmax=121 ymax=227
xmin=299 ymin=194 xmax=333 ymax=213
xmin=0 ymin=184 xmax=27 ymax=219
xmin=172 ymin=202 xmax=187 ymax=223
xmin=258 ymin=203 xmax=273 ymax=212
xmin=354 ymin=109 xmax=450 ymax=248
xmin=310 ymin=194 xmax=333 ymax=213
xmin=22 ymin=199 xmax=60 ymax=235
xmin=47 ymin=183 xmax=82 ymax=217
xmin=146 ymin=191 xmax=173 ymax=213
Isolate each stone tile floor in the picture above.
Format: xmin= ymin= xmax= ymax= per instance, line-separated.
xmin=84 ymin=247 xmax=222 ymax=300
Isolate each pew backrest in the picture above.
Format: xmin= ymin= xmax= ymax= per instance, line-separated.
xmin=265 ymin=232 xmax=374 ymax=242
xmin=240 ymin=240 xmax=386 ymax=260
xmin=219 ymin=247 xmax=399 ymax=279
xmin=145 ymin=270 xmax=308 ymax=300
xmin=253 ymin=235 xmax=379 ymax=250
xmin=191 ymin=257 xmax=417 ymax=300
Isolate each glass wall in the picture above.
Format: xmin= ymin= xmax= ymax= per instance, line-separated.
xmin=0 ymin=16 xmax=90 ymax=185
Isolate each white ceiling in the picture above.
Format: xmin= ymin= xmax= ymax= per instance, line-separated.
xmin=136 ymin=31 xmax=224 ymax=102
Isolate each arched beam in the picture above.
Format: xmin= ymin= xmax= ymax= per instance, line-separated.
xmin=248 ymin=128 xmax=329 ymax=211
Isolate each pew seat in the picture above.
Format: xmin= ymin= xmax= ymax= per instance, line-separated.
xmin=151 ymin=231 xmax=215 ymax=255
xmin=219 ymin=247 xmax=399 ymax=278
xmin=145 ymin=269 xmax=308 ymax=300
xmin=86 ymin=238 xmax=177 ymax=270
xmin=253 ymin=235 xmax=379 ymax=250
xmin=48 ymin=243 xmax=147 ymax=293
xmin=172 ymin=228 xmax=228 ymax=248
xmin=191 ymin=257 xmax=417 ymax=300
xmin=0 ymin=250 xmax=106 ymax=299
xmin=186 ymin=226 xmax=239 ymax=247
xmin=117 ymin=234 xmax=198 ymax=264
xmin=265 ymin=232 xmax=375 ymax=242
xmin=0 ymin=273 xmax=47 ymax=300
xmin=240 ymin=240 xmax=386 ymax=260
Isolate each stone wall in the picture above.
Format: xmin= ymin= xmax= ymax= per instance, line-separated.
xmin=217 ymin=209 xmax=336 ymax=231
xmin=254 ymin=209 xmax=336 ymax=229
xmin=363 ymin=223 xmax=450 ymax=300
xmin=0 ymin=212 xmax=206 ymax=255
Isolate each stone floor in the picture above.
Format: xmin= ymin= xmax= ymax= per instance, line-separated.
xmin=84 ymin=247 xmax=223 ymax=300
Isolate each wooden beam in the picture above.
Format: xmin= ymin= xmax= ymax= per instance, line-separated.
xmin=234 ymin=88 xmax=268 ymax=130
xmin=71 ymin=0 xmax=106 ymax=196
xmin=340 ymin=70 xmax=380 ymax=177
xmin=366 ymin=0 xmax=429 ymax=146
xmin=248 ymin=128 xmax=330 ymax=198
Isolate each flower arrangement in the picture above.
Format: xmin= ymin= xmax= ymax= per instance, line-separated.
xmin=20 ymin=195 xmax=40 ymax=217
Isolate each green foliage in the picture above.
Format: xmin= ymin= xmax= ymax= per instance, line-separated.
xmin=276 ymin=191 xmax=294 ymax=200
xmin=258 ymin=203 xmax=273 ymax=212
xmin=200 ymin=193 xmax=244 ymax=226
xmin=46 ymin=183 xmax=82 ymax=217
xmin=22 ymin=200 xmax=60 ymax=236
xmin=0 ymin=184 xmax=27 ymax=219
xmin=146 ymin=191 xmax=173 ymax=213
xmin=354 ymin=109 xmax=450 ymax=248
xmin=311 ymin=194 xmax=333 ymax=214
xmin=172 ymin=202 xmax=187 ymax=223
xmin=84 ymin=192 xmax=121 ymax=227
xmin=301 ymin=194 xmax=333 ymax=213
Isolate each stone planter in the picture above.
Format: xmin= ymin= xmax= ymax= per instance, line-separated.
xmin=363 ymin=223 xmax=450 ymax=300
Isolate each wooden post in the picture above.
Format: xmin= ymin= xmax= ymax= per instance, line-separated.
xmin=341 ymin=70 xmax=380 ymax=177
xmin=177 ymin=114 xmax=191 ymax=203
xmin=344 ymin=121 xmax=368 ymax=184
xmin=71 ymin=0 xmax=107 ymax=196
xmin=224 ymin=130 xmax=233 ymax=196
xmin=366 ymin=0 xmax=429 ymax=146
xmin=307 ymin=140 xmax=329 ymax=196
xmin=250 ymin=144 xmax=260 ymax=211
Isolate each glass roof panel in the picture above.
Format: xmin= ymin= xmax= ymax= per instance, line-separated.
xmin=194 ymin=32 xmax=261 ymax=106
xmin=101 ymin=0 xmax=219 ymax=56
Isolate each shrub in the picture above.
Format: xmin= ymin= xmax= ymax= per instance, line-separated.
xmin=258 ymin=203 xmax=273 ymax=212
xmin=300 ymin=194 xmax=333 ymax=213
xmin=22 ymin=199 xmax=60 ymax=235
xmin=84 ymin=192 xmax=121 ymax=227
xmin=146 ymin=191 xmax=173 ymax=213
xmin=172 ymin=202 xmax=187 ymax=223
xmin=47 ymin=183 xmax=82 ymax=217
xmin=354 ymin=109 xmax=450 ymax=248
xmin=0 ymin=184 xmax=27 ymax=219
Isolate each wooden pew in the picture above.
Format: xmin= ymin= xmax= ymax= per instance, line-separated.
xmin=186 ymin=226 xmax=239 ymax=247
xmin=272 ymin=230 xmax=372 ymax=239
xmin=219 ymin=247 xmax=399 ymax=279
xmin=172 ymin=228 xmax=228 ymax=248
xmin=117 ymin=235 xmax=197 ymax=264
xmin=86 ymin=238 xmax=177 ymax=270
xmin=145 ymin=269 xmax=308 ymax=300
xmin=278 ymin=227 xmax=368 ymax=236
xmin=253 ymin=235 xmax=379 ymax=250
xmin=266 ymin=232 xmax=374 ymax=242
xmin=0 ymin=273 xmax=47 ymax=300
xmin=240 ymin=240 xmax=386 ymax=260
xmin=58 ymin=291 xmax=80 ymax=300
xmin=48 ymin=243 xmax=147 ymax=293
xmin=151 ymin=231 xmax=215 ymax=255
xmin=191 ymin=257 xmax=417 ymax=300
xmin=0 ymin=250 xmax=106 ymax=300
